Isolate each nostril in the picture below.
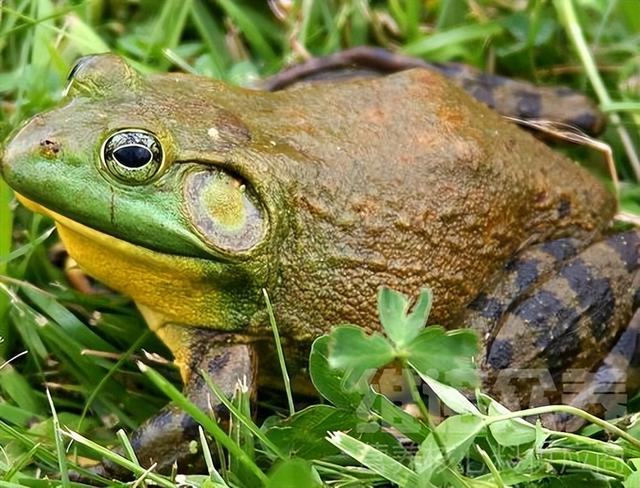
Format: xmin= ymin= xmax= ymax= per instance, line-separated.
xmin=39 ymin=139 xmax=60 ymax=158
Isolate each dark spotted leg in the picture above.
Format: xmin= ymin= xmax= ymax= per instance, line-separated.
xmin=463 ymin=231 xmax=640 ymax=426
xmin=97 ymin=326 xmax=257 ymax=478
xmin=549 ymin=306 xmax=640 ymax=431
xmin=260 ymin=46 xmax=604 ymax=135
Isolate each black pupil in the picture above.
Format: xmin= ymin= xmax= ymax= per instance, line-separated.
xmin=67 ymin=58 xmax=86 ymax=81
xmin=113 ymin=145 xmax=153 ymax=168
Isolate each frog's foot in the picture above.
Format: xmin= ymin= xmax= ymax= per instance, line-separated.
xmin=464 ymin=231 xmax=640 ymax=425
xmin=98 ymin=327 xmax=257 ymax=479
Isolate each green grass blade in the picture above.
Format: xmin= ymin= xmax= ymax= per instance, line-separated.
xmin=0 ymin=360 xmax=44 ymax=414
xmin=212 ymin=0 xmax=277 ymax=63
xmin=146 ymin=0 xmax=193 ymax=66
xmin=116 ymin=429 xmax=140 ymax=468
xmin=554 ymin=0 xmax=640 ymax=178
xmin=198 ymin=425 xmax=228 ymax=485
xmin=262 ymin=289 xmax=294 ymax=415
xmin=199 ymin=367 xmax=286 ymax=460
xmin=190 ymin=0 xmax=229 ymax=78
xmin=45 ymin=388 xmax=69 ymax=487
xmin=139 ymin=361 xmax=268 ymax=485
xmin=63 ymin=428 xmax=175 ymax=488
xmin=403 ymin=22 xmax=503 ymax=57
xmin=326 ymin=431 xmax=423 ymax=487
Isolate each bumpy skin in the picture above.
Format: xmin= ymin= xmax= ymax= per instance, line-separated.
xmin=262 ymin=46 xmax=605 ymax=135
xmin=1 ymin=54 xmax=636 ymax=474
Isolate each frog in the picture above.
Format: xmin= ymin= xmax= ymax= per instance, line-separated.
xmin=2 ymin=52 xmax=639 ymax=475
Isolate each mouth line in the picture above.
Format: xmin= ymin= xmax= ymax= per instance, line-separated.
xmin=15 ymin=193 xmax=206 ymax=262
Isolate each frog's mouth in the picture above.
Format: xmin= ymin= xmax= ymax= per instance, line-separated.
xmin=14 ymin=192 xmax=215 ymax=278
xmin=17 ymin=193 xmax=169 ymax=259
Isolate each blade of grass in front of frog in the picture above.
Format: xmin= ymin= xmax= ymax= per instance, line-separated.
xmin=162 ymin=48 xmax=198 ymax=75
xmin=199 ymin=367 xmax=287 ymax=461
xmin=504 ymin=117 xmax=620 ymax=198
xmin=62 ymin=428 xmax=174 ymax=488
xmin=326 ymin=431 xmax=424 ymax=487
xmin=198 ymin=425 xmax=228 ymax=486
xmin=262 ymin=288 xmax=295 ymax=415
xmin=602 ymin=102 xmax=640 ymax=112
xmin=45 ymin=388 xmax=70 ymax=487
xmin=139 ymin=362 xmax=269 ymax=485
xmin=132 ymin=463 xmax=162 ymax=488
xmin=116 ymin=428 xmax=141 ymax=469
xmin=229 ymin=378 xmax=247 ymax=475
xmin=230 ymin=376 xmax=255 ymax=474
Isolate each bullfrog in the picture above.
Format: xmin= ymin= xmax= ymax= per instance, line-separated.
xmin=2 ymin=52 xmax=639 ymax=475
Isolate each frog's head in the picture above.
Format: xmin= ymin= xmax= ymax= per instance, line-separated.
xmin=1 ymin=54 xmax=285 ymax=330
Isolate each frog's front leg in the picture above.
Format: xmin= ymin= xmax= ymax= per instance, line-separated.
xmin=102 ymin=325 xmax=257 ymax=477
xmin=464 ymin=230 xmax=640 ymax=422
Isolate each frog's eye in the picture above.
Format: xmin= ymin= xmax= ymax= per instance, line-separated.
xmin=183 ymin=169 xmax=266 ymax=253
xmin=101 ymin=130 xmax=164 ymax=184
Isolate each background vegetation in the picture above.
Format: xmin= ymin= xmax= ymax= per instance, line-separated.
xmin=1 ymin=0 xmax=640 ymax=486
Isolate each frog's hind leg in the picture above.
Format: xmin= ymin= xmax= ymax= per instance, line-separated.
xmin=548 ymin=307 xmax=640 ymax=431
xmin=464 ymin=231 xmax=640 ymax=423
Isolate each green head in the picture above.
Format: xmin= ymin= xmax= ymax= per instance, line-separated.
xmin=1 ymin=54 xmax=287 ymax=331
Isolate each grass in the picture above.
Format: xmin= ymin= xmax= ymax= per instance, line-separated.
xmin=1 ymin=0 xmax=640 ymax=486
